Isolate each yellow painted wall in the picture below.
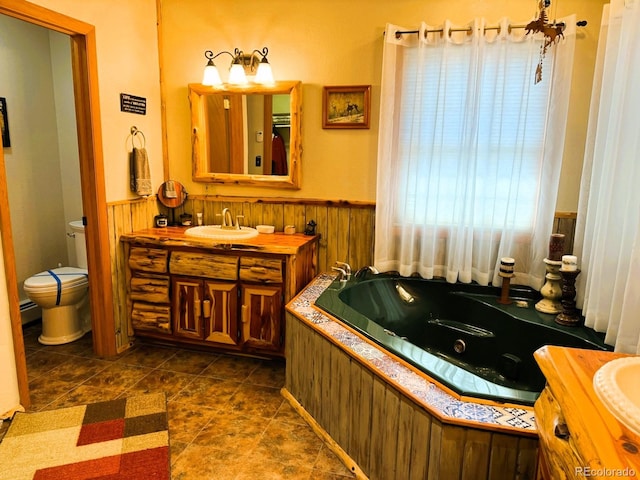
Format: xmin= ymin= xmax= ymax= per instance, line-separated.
xmin=12 ymin=0 xmax=606 ymax=208
xmin=161 ymin=0 xmax=607 ymax=210
xmin=11 ymin=0 xmax=164 ymax=203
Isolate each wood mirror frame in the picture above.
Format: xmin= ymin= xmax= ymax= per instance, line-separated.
xmin=189 ymin=81 xmax=302 ymax=188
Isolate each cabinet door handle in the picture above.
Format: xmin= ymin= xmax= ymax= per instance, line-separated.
xmin=203 ymin=299 xmax=211 ymax=319
xmin=241 ymin=304 xmax=248 ymax=324
xmin=194 ymin=289 xmax=201 ymax=319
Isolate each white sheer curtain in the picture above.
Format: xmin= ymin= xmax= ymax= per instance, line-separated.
xmin=574 ymin=0 xmax=640 ymax=353
xmin=375 ymin=18 xmax=576 ymax=288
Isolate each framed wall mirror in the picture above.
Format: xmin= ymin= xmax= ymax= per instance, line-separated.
xmin=189 ymin=81 xmax=302 ymax=188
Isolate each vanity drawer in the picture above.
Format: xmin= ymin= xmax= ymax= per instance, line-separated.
xmin=131 ymin=302 xmax=171 ymax=334
xmin=169 ymin=251 xmax=239 ymax=280
xmin=239 ymin=257 xmax=283 ymax=283
xmin=129 ymin=247 xmax=168 ymax=273
xmin=130 ymin=273 xmax=170 ymax=304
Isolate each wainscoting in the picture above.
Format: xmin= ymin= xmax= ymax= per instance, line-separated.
xmin=107 ymin=194 xmax=576 ymax=352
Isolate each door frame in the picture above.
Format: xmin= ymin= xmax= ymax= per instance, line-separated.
xmin=0 ymin=0 xmax=116 ymax=409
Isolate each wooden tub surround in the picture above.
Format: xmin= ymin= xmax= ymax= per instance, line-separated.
xmin=285 ymin=273 xmax=540 ymax=480
xmin=120 ymin=227 xmax=319 ymax=357
xmin=534 ymin=346 xmax=639 ymax=479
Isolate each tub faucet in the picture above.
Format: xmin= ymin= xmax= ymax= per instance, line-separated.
xmin=334 ymin=261 xmax=351 ymax=280
xmin=331 ymin=267 xmax=349 ymax=282
xmin=355 ymin=265 xmax=379 ymax=279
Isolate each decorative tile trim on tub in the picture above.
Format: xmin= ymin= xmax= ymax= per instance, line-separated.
xmin=287 ymin=273 xmax=537 ymax=435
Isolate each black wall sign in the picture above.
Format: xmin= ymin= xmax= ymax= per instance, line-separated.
xmin=120 ymin=93 xmax=147 ymax=115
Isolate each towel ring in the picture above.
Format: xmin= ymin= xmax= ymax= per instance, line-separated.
xmin=128 ymin=126 xmax=146 ymax=150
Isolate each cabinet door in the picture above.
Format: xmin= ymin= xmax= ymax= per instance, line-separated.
xmin=241 ymin=284 xmax=283 ymax=352
xmin=173 ymin=277 xmax=204 ymax=339
xmin=203 ymin=281 xmax=240 ymax=346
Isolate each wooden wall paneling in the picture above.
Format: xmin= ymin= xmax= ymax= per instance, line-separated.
xmin=396 ymin=397 xmax=415 ymax=480
xmin=350 ymin=207 xmax=374 ymax=271
xmin=409 ymin=404 xmax=432 ymax=480
xmin=515 ymin=437 xmax=539 ymax=480
xmin=261 ymin=203 xmax=277 ymax=229
xmin=249 ymin=201 xmax=264 ymax=227
xmin=201 ymin=198 xmax=217 ymax=225
xmin=380 ymin=385 xmax=401 ymax=480
xmin=336 ymin=207 xmax=351 ymax=265
xmin=304 ymin=204 xmax=318 ymax=232
xmin=438 ymin=425 xmax=466 ymax=478
xmin=368 ymin=377 xmax=387 ymax=479
xmin=333 ymin=346 xmax=352 ymax=450
xmin=348 ymin=360 xmax=373 ymax=475
xmin=488 ymin=433 xmax=519 ymax=480
xmin=292 ymin=203 xmax=306 ymax=233
xmin=283 ymin=203 xmax=295 ymax=230
xmin=314 ymin=205 xmax=329 ymax=272
xmin=108 ymin=203 xmax=130 ymax=350
xmin=314 ymin=335 xmax=336 ymax=432
xmin=325 ymin=206 xmax=340 ymax=269
xmin=427 ymin=418 xmax=443 ymax=478
xmin=302 ymin=320 xmax=325 ymax=426
xmin=461 ymin=429 xmax=492 ymax=480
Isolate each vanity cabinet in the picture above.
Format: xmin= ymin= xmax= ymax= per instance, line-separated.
xmin=121 ymin=228 xmax=318 ymax=357
xmin=534 ymin=346 xmax=640 ymax=480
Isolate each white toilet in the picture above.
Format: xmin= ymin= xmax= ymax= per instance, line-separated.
xmin=24 ymin=220 xmax=91 ymax=345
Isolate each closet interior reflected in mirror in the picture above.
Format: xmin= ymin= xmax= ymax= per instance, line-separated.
xmin=189 ymin=81 xmax=302 ymax=188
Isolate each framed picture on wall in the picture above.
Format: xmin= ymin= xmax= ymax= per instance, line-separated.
xmin=0 ymin=97 xmax=10 ymax=148
xmin=322 ymin=85 xmax=371 ymax=129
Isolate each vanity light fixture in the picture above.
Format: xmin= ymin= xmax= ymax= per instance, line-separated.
xmin=202 ymin=47 xmax=274 ymax=87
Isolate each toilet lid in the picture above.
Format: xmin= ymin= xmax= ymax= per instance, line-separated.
xmin=24 ymin=267 xmax=88 ymax=290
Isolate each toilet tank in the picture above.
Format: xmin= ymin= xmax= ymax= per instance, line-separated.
xmin=69 ymin=220 xmax=88 ymax=269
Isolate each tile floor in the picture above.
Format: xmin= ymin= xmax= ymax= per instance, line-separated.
xmin=1 ymin=322 xmax=356 ymax=480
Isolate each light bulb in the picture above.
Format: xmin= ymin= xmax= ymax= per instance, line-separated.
xmin=255 ymin=61 xmax=274 ymax=85
xmin=228 ymin=63 xmax=248 ymax=85
xmin=202 ymin=63 xmax=222 ymax=86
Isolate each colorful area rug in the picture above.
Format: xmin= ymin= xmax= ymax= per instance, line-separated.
xmin=0 ymin=393 xmax=169 ymax=480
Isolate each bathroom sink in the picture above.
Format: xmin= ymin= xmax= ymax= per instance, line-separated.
xmin=184 ymin=225 xmax=259 ymax=241
xmin=593 ymin=356 xmax=640 ymax=436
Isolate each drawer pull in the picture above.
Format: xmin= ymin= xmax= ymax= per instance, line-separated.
xmin=250 ymin=266 xmax=268 ymax=274
xmin=554 ymin=422 xmax=570 ymax=439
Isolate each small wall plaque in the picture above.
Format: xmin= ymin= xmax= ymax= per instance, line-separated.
xmin=120 ymin=93 xmax=147 ymax=115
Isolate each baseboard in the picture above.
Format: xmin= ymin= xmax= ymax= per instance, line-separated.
xmin=19 ymin=300 xmax=41 ymax=325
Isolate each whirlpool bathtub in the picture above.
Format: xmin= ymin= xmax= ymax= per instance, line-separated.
xmin=314 ymin=273 xmax=610 ymax=405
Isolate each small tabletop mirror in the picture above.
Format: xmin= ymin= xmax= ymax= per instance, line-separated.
xmin=157 ymin=180 xmax=188 ymax=226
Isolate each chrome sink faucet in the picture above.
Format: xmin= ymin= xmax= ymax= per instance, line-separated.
xmin=218 ymin=208 xmax=244 ymax=230
xmin=222 ymin=208 xmax=233 ymax=228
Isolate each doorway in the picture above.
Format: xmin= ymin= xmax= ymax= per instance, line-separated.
xmin=0 ymin=1 xmax=116 ymax=409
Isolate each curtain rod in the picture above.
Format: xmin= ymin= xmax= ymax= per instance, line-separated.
xmin=391 ymin=20 xmax=587 ymax=38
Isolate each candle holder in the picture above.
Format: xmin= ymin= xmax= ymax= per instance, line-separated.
xmin=556 ymin=269 xmax=581 ymax=326
xmin=535 ymin=258 xmax=563 ymax=314
xmin=497 ymin=257 xmax=515 ymax=304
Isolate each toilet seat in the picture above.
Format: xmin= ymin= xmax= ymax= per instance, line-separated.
xmin=24 ymin=267 xmax=88 ymax=305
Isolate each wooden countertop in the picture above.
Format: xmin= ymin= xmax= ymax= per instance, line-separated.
xmin=534 ymin=345 xmax=640 ymax=478
xmin=120 ymin=227 xmax=319 ymax=255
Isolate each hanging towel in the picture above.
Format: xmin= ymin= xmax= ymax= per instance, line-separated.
xmin=130 ymin=147 xmax=152 ymax=196
xmin=271 ymin=131 xmax=288 ymax=176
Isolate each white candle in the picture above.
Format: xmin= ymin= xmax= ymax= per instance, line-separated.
xmin=561 ymin=255 xmax=578 ymax=271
